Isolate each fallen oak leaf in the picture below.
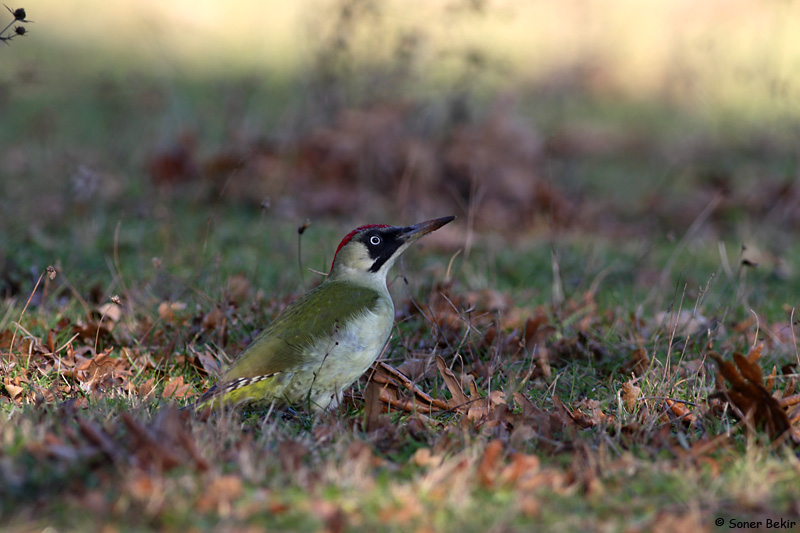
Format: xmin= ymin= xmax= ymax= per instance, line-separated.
xmin=74 ymin=350 xmax=127 ymax=393
xmin=162 ymin=376 xmax=192 ymax=399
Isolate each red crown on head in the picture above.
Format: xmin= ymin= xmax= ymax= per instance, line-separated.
xmin=331 ymin=224 xmax=391 ymax=270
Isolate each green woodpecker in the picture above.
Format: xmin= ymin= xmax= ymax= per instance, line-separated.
xmin=191 ymin=216 xmax=454 ymax=412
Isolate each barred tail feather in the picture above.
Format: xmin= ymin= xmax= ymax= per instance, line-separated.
xmin=183 ymin=373 xmax=278 ymax=411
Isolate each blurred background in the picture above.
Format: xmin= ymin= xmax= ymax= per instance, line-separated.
xmin=2 ymin=0 xmax=800 ymax=306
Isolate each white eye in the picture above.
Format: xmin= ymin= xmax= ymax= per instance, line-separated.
xmin=369 ymin=235 xmax=381 ymax=246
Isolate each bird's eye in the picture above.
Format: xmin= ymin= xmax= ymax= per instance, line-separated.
xmin=369 ymin=235 xmax=381 ymax=246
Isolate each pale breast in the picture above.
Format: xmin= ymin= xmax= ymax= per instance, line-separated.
xmin=280 ymin=299 xmax=394 ymax=410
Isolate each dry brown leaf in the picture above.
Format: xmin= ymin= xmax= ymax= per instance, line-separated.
xmin=665 ymin=399 xmax=694 ymax=423
xmin=520 ymin=313 xmax=556 ymax=347
xmin=732 ymin=315 xmax=757 ymax=333
xmin=226 ymin=274 xmax=252 ymax=305
xmin=733 ymin=351 xmax=763 ymax=385
xmin=367 ymin=361 xmax=447 ymax=413
xmin=780 ymin=394 xmax=800 ymax=408
xmin=620 ymin=381 xmax=641 ymax=412
xmin=746 ymin=343 xmax=763 ymax=363
xmin=513 ymin=392 xmax=544 ymax=418
xmin=394 ymin=356 xmax=434 ymax=381
xmin=364 ymin=379 xmax=384 ymax=433
xmin=436 ymin=355 xmax=469 ymax=408
xmin=201 ymin=307 xmax=225 ymax=332
xmin=194 ymin=349 xmax=222 ymax=376
xmin=626 ymin=347 xmax=650 ymax=377
xmin=3 ymin=381 xmax=24 ymax=400
xmin=138 ymin=377 xmax=156 ymax=398
xmin=709 ymin=350 xmax=791 ymax=439
xmin=158 ymin=301 xmax=187 ymax=323
xmin=478 ymin=439 xmax=504 ymax=487
xmin=765 ymin=365 xmax=778 ymax=393
xmin=46 ymin=329 xmax=56 ymax=353
xmin=74 ymin=351 xmax=128 ymax=394
xmin=162 ymin=376 xmax=191 ymax=399
xmin=499 ymin=452 xmax=541 ymax=487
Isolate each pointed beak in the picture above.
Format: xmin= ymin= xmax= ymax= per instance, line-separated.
xmin=398 ymin=216 xmax=455 ymax=243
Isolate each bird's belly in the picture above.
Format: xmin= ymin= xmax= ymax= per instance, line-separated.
xmin=285 ymin=306 xmax=393 ymax=409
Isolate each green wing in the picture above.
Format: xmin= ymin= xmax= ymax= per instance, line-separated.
xmin=221 ymin=280 xmax=383 ymax=381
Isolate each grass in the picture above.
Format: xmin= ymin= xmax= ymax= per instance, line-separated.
xmin=2 ymin=175 xmax=800 ymax=529
xmin=5 ymin=222 xmax=800 ymax=530
xmin=3 ymin=0 xmax=800 ymax=530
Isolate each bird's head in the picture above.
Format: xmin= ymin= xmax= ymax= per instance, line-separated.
xmin=328 ymin=216 xmax=455 ymax=284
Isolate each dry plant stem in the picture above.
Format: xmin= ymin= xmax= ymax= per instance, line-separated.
xmin=639 ymin=396 xmax=699 ymax=406
xmin=7 ymin=267 xmax=47 ymax=358
xmin=0 ymin=19 xmax=14 ymax=36
xmin=749 ymin=309 xmax=760 ymax=348
xmin=445 ymin=249 xmax=462 ymax=281
xmin=0 ymin=13 xmax=23 ymax=41
xmin=94 ymin=304 xmax=112 ymax=354
xmin=662 ymin=281 xmax=687 ymax=387
xmin=675 ymin=278 xmax=712 ymax=401
xmin=718 ymin=241 xmax=733 ymax=279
